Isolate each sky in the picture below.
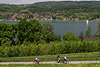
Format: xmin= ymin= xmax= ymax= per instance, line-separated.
xmin=0 ymin=0 xmax=99 ymax=4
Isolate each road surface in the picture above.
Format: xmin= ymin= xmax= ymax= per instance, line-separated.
xmin=0 ymin=61 xmax=100 ymax=64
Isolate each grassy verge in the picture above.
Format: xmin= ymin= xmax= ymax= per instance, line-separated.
xmin=0 ymin=52 xmax=100 ymax=62
xmin=0 ymin=64 xmax=100 ymax=67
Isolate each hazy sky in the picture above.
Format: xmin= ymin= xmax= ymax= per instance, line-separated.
xmin=0 ymin=0 xmax=99 ymax=4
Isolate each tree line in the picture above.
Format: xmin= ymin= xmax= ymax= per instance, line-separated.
xmin=0 ymin=19 xmax=100 ymax=57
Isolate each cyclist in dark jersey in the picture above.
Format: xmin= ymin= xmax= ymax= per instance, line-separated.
xmin=57 ymin=55 xmax=61 ymax=63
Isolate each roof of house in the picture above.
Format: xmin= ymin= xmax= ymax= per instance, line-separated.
xmin=84 ymin=36 xmax=99 ymax=40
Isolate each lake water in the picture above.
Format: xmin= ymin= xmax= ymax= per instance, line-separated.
xmin=0 ymin=19 xmax=98 ymax=36
xmin=40 ymin=20 xmax=98 ymax=37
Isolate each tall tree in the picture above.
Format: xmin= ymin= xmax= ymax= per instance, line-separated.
xmin=16 ymin=19 xmax=42 ymax=44
xmin=85 ymin=26 xmax=91 ymax=37
xmin=96 ymin=21 xmax=100 ymax=37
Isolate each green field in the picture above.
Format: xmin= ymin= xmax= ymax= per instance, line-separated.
xmin=0 ymin=64 xmax=100 ymax=67
xmin=0 ymin=52 xmax=100 ymax=62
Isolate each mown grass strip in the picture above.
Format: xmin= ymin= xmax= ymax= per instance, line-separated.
xmin=0 ymin=52 xmax=100 ymax=62
xmin=0 ymin=64 xmax=100 ymax=67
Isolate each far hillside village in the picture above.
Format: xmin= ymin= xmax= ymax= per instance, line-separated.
xmin=1 ymin=1 xmax=100 ymax=21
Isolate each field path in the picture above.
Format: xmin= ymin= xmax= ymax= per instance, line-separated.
xmin=0 ymin=61 xmax=100 ymax=64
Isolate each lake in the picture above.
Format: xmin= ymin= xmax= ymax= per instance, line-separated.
xmin=40 ymin=20 xmax=98 ymax=37
xmin=0 ymin=19 xmax=98 ymax=37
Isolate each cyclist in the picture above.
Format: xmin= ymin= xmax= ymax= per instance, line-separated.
xmin=35 ymin=58 xmax=40 ymax=64
xmin=57 ymin=55 xmax=60 ymax=63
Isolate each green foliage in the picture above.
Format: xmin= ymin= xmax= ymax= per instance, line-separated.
xmin=16 ymin=19 xmax=42 ymax=44
xmin=41 ymin=31 xmax=60 ymax=42
xmin=0 ymin=40 xmax=100 ymax=57
xmin=42 ymin=22 xmax=54 ymax=32
xmin=0 ymin=38 xmax=12 ymax=46
xmin=0 ymin=18 xmax=100 ymax=57
xmin=96 ymin=21 xmax=100 ymax=37
xmin=0 ymin=23 xmax=16 ymax=46
xmin=79 ymin=32 xmax=84 ymax=41
xmin=63 ymin=32 xmax=80 ymax=41
xmin=85 ymin=26 xmax=91 ymax=37
xmin=0 ymin=19 xmax=60 ymax=45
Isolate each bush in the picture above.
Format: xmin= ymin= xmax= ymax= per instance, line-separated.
xmin=0 ymin=40 xmax=100 ymax=57
xmin=63 ymin=32 xmax=80 ymax=41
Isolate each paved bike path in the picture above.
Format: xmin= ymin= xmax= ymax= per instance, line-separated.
xmin=0 ymin=61 xmax=100 ymax=64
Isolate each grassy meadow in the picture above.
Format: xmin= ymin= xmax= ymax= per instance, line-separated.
xmin=0 ymin=64 xmax=100 ymax=67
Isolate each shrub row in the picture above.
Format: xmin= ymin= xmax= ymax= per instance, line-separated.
xmin=0 ymin=40 xmax=100 ymax=57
